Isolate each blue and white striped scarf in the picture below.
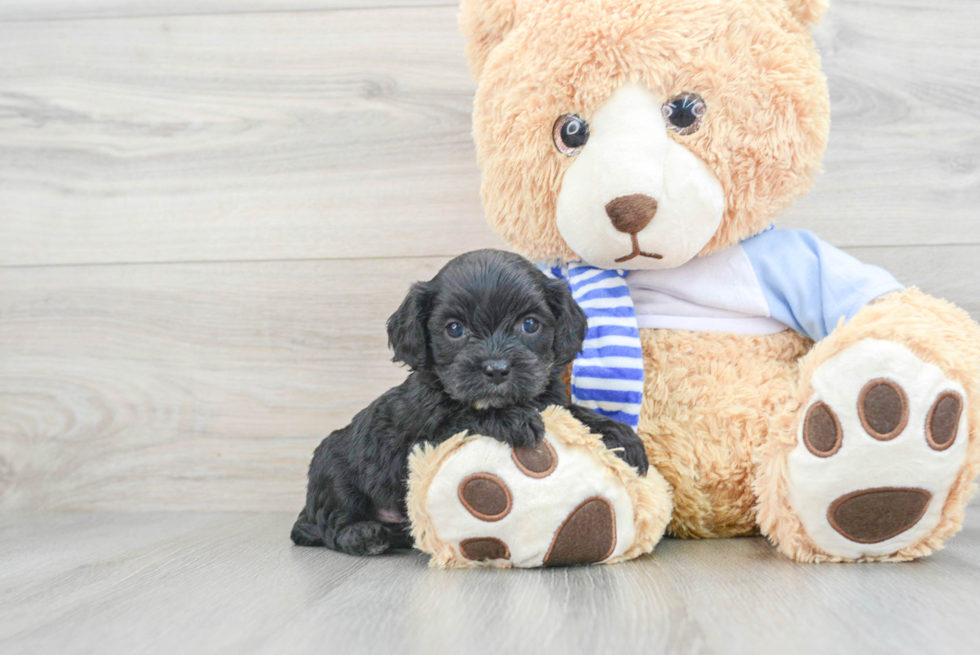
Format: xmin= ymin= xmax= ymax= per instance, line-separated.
xmin=544 ymin=263 xmax=644 ymax=430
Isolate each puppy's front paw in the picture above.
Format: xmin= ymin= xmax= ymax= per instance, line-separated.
xmin=336 ymin=521 xmax=392 ymax=556
xmin=497 ymin=407 xmax=544 ymax=449
xmin=564 ymin=405 xmax=649 ymax=475
xmin=613 ymin=436 xmax=649 ymax=476
xmin=597 ymin=423 xmax=649 ymax=476
xmin=478 ymin=407 xmax=544 ymax=449
xmin=512 ymin=409 xmax=545 ymax=449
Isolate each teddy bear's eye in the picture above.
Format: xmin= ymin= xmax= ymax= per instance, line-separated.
xmin=553 ymin=114 xmax=590 ymax=156
xmin=662 ymin=92 xmax=706 ymax=136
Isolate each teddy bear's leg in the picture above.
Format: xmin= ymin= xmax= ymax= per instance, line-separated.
xmin=407 ymin=406 xmax=673 ymax=568
xmin=756 ymin=289 xmax=980 ymax=562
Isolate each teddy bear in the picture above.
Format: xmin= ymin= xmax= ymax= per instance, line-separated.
xmin=405 ymin=0 xmax=980 ymax=566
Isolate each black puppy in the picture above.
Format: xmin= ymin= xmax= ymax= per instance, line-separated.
xmin=291 ymin=249 xmax=649 ymax=556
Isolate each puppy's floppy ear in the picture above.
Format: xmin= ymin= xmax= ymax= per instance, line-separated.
xmin=387 ymin=281 xmax=434 ymax=370
xmin=545 ymin=279 xmax=588 ymax=368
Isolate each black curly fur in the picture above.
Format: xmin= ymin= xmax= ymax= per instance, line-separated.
xmin=291 ymin=249 xmax=650 ymax=556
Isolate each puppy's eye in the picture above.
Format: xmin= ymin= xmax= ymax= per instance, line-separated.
xmin=553 ymin=114 xmax=590 ymax=156
xmin=521 ymin=317 xmax=540 ymax=334
xmin=662 ymin=92 xmax=706 ymax=136
xmin=445 ymin=322 xmax=466 ymax=339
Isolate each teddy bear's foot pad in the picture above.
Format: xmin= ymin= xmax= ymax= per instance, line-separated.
xmin=407 ymin=406 xmax=672 ymax=568
xmin=543 ymin=497 xmax=616 ymax=566
xmin=789 ymin=339 xmax=969 ymax=559
xmin=827 ymin=487 xmax=931 ymax=544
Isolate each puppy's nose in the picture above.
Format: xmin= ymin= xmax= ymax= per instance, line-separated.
xmin=482 ymin=359 xmax=511 ymax=385
xmin=605 ymin=194 xmax=658 ymax=234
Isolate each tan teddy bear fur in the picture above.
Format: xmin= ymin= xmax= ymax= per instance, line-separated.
xmin=460 ymin=0 xmax=980 ymax=562
xmin=463 ymin=0 xmax=830 ymax=264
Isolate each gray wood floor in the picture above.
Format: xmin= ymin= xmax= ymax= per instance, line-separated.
xmin=2 ymin=506 xmax=979 ymax=655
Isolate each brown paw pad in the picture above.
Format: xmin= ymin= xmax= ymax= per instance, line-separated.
xmin=544 ymin=497 xmax=616 ymax=566
xmin=460 ymin=537 xmax=510 ymax=561
xmin=926 ymin=391 xmax=963 ymax=451
xmin=828 ymin=487 xmax=931 ymax=544
xmin=858 ymin=379 xmax=909 ymax=441
xmin=511 ymin=439 xmax=557 ymax=478
xmin=803 ymin=402 xmax=842 ymax=457
xmin=458 ymin=473 xmax=512 ymax=522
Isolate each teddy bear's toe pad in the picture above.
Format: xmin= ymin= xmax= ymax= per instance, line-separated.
xmin=460 ymin=537 xmax=510 ymax=561
xmin=789 ymin=339 xmax=969 ymax=559
xmin=512 ymin=440 xmax=557 ymax=477
xmin=458 ymin=473 xmax=512 ymax=522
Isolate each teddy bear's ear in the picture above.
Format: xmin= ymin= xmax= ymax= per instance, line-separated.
xmin=785 ymin=0 xmax=829 ymax=26
xmin=459 ymin=0 xmax=532 ymax=78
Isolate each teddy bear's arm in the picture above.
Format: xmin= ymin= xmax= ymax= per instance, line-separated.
xmin=740 ymin=229 xmax=905 ymax=341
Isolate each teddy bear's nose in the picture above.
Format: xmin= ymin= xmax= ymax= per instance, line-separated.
xmin=605 ymin=194 xmax=659 ymax=234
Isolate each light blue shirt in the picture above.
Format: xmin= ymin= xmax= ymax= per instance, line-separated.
xmin=741 ymin=229 xmax=904 ymax=341
xmin=625 ymin=229 xmax=905 ymax=340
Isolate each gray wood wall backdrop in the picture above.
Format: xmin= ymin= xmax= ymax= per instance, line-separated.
xmin=0 ymin=0 xmax=977 ymax=512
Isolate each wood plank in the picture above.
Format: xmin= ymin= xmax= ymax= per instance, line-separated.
xmin=0 ymin=509 xmax=978 ymax=654
xmin=0 ymin=256 xmax=448 ymax=512
xmin=0 ymin=1 xmax=455 ymax=22
xmin=0 ymin=245 xmax=977 ymax=513
xmin=1 ymin=1 xmax=978 ymax=268
xmin=0 ymin=512 xmax=372 ymax=654
xmin=783 ymin=0 xmax=980 ymax=243
xmin=0 ymin=7 xmax=504 ymax=268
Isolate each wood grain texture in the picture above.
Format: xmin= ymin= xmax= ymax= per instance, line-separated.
xmin=1 ymin=247 xmax=977 ymax=512
xmin=1 ymin=508 xmax=979 ymax=654
xmin=0 ymin=1 xmax=455 ymax=22
xmin=0 ymin=6 xmax=504 ymax=268
xmin=0 ymin=1 xmax=978 ymax=268
xmin=0 ymin=256 xmax=445 ymax=511
xmin=783 ymin=0 xmax=980 ymax=243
